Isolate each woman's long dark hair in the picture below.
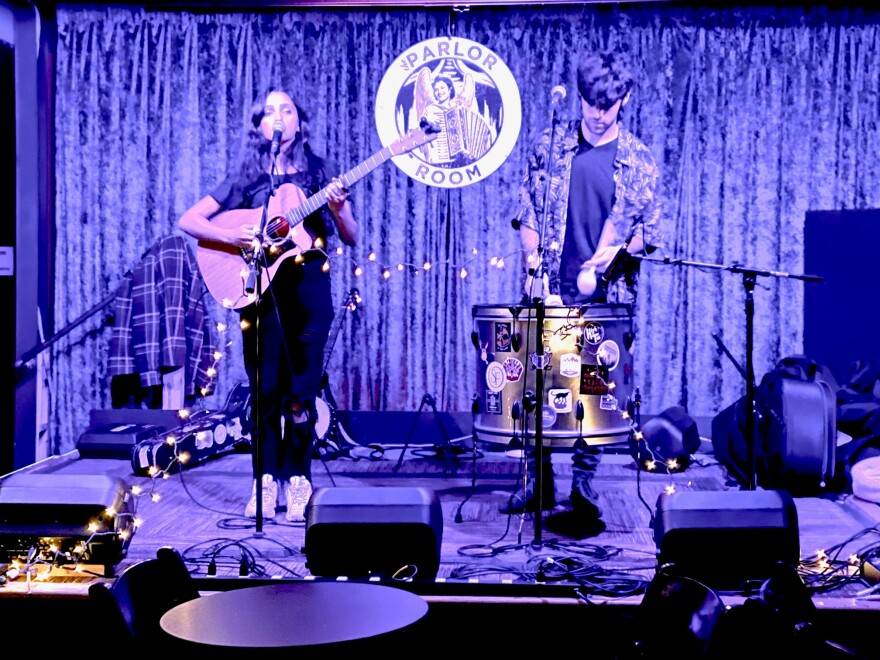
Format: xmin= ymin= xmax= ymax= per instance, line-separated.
xmin=236 ymin=87 xmax=326 ymax=188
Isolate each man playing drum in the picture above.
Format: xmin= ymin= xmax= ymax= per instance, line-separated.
xmin=508 ymin=48 xmax=665 ymax=537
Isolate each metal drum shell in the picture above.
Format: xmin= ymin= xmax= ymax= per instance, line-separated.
xmin=472 ymin=303 xmax=635 ymax=447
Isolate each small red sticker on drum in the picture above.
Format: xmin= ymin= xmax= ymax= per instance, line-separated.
xmin=503 ymin=357 xmax=524 ymax=382
xmin=583 ymin=321 xmax=604 ymax=345
xmin=580 ymin=364 xmax=610 ymax=395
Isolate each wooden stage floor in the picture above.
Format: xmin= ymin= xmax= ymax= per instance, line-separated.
xmin=2 ymin=429 xmax=880 ymax=655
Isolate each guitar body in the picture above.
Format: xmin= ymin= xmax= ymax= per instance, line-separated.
xmin=196 ymin=183 xmax=313 ymax=309
xmin=193 ymin=123 xmax=439 ymax=309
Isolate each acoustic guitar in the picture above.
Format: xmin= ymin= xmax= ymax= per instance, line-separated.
xmin=197 ymin=124 xmax=438 ymax=309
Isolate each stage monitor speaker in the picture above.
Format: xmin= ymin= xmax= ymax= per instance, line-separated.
xmin=636 ymin=406 xmax=703 ymax=472
xmin=304 ymin=486 xmax=443 ymax=581
xmin=643 ymin=407 xmax=701 ymax=456
xmin=0 ymin=473 xmax=135 ymax=574
xmin=653 ymin=490 xmax=799 ymax=591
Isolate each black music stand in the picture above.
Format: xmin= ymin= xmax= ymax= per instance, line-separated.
xmin=392 ymin=393 xmax=464 ymax=473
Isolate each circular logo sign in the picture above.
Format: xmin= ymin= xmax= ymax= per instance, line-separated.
xmin=375 ymin=37 xmax=522 ymax=189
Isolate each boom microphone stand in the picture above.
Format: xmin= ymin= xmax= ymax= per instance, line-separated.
xmin=632 ymin=253 xmax=823 ymax=490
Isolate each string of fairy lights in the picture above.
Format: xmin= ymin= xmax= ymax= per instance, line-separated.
xmin=216 ymin=236 xmax=523 ymax=310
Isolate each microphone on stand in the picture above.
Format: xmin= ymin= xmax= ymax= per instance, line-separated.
xmin=599 ymin=224 xmax=640 ymax=290
xmin=550 ymin=85 xmax=567 ymax=107
xmin=270 ymin=120 xmax=284 ymax=156
xmin=244 ymin=266 xmax=258 ymax=295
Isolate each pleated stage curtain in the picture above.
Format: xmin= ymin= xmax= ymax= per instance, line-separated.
xmin=48 ymin=5 xmax=880 ymax=453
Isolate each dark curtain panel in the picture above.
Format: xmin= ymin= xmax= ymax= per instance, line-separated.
xmin=49 ymin=5 xmax=880 ymax=453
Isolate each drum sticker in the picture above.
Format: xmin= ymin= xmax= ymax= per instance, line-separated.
xmin=479 ymin=340 xmax=491 ymax=363
xmin=599 ymin=394 xmax=619 ymax=411
xmin=485 ymin=361 xmax=507 ymax=392
xmin=495 ymin=322 xmax=512 ymax=352
xmin=503 ymin=357 xmax=524 ymax=382
xmin=596 ymin=340 xmax=620 ymax=371
xmin=583 ymin=321 xmax=604 ymax=345
xmin=485 ymin=390 xmax=503 ymax=414
xmin=559 ymin=353 xmax=581 ymax=378
xmin=548 ymin=388 xmax=573 ymax=413
xmin=580 ymin=364 xmax=610 ymax=395
xmin=541 ymin=407 xmax=558 ymax=428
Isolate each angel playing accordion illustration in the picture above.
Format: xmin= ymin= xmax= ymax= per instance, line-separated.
xmin=414 ymin=68 xmax=492 ymax=167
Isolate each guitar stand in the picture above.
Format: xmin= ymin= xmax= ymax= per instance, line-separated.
xmin=393 ymin=393 xmax=467 ymax=473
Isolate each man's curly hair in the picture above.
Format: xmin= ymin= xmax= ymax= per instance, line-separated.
xmin=576 ymin=50 xmax=635 ymax=111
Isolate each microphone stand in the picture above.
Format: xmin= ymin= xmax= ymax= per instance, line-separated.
xmin=251 ymin=146 xmax=282 ymax=534
xmin=525 ymin=96 xmax=563 ymax=546
xmin=631 ymin=253 xmax=823 ymax=491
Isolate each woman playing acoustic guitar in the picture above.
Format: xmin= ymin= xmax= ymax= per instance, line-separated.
xmin=178 ymin=88 xmax=357 ymax=522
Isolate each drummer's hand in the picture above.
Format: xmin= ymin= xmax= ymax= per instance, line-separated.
xmin=584 ymin=245 xmax=623 ymax=274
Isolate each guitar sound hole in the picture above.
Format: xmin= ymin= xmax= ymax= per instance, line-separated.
xmin=266 ymin=215 xmax=290 ymax=240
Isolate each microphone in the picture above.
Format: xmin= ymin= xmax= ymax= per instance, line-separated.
xmin=550 ymin=85 xmax=567 ymax=106
xmin=599 ymin=224 xmax=640 ymax=290
xmin=270 ymin=120 xmax=284 ymax=156
xmin=244 ymin=266 xmax=258 ymax=295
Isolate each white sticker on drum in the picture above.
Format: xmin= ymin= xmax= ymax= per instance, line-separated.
xmin=596 ymin=340 xmax=621 ymax=371
xmin=599 ymin=394 xmax=619 ymax=411
xmin=541 ymin=407 xmax=558 ymax=428
xmin=548 ymin=388 xmax=573 ymax=413
xmin=485 ymin=390 xmax=502 ymax=414
xmin=583 ymin=321 xmax=604 ymax=345
xmin=559 ymin=353 xmax=581 ymax=378
xmin=502 ymin=357 xmax=524 ymax=382
xmin=485 ymin=362 xmax=507 ymax=392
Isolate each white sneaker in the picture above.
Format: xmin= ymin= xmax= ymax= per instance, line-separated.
xmin=285 ymin=476 xmax=312 ymax=522
xmin=245 ymin=474 xmax=277 ymax=518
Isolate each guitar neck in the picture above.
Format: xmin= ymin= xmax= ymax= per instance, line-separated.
xmin=285 ymin=144 xmax=398 ymax=228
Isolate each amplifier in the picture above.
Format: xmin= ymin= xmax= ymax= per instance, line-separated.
xmin=77 ymin=409 xmax=188 ymax=459
xmin=77 ymin=423 xmax=168 ymax=460
xmin=0 ymin=473 xmax=135 ymax=575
